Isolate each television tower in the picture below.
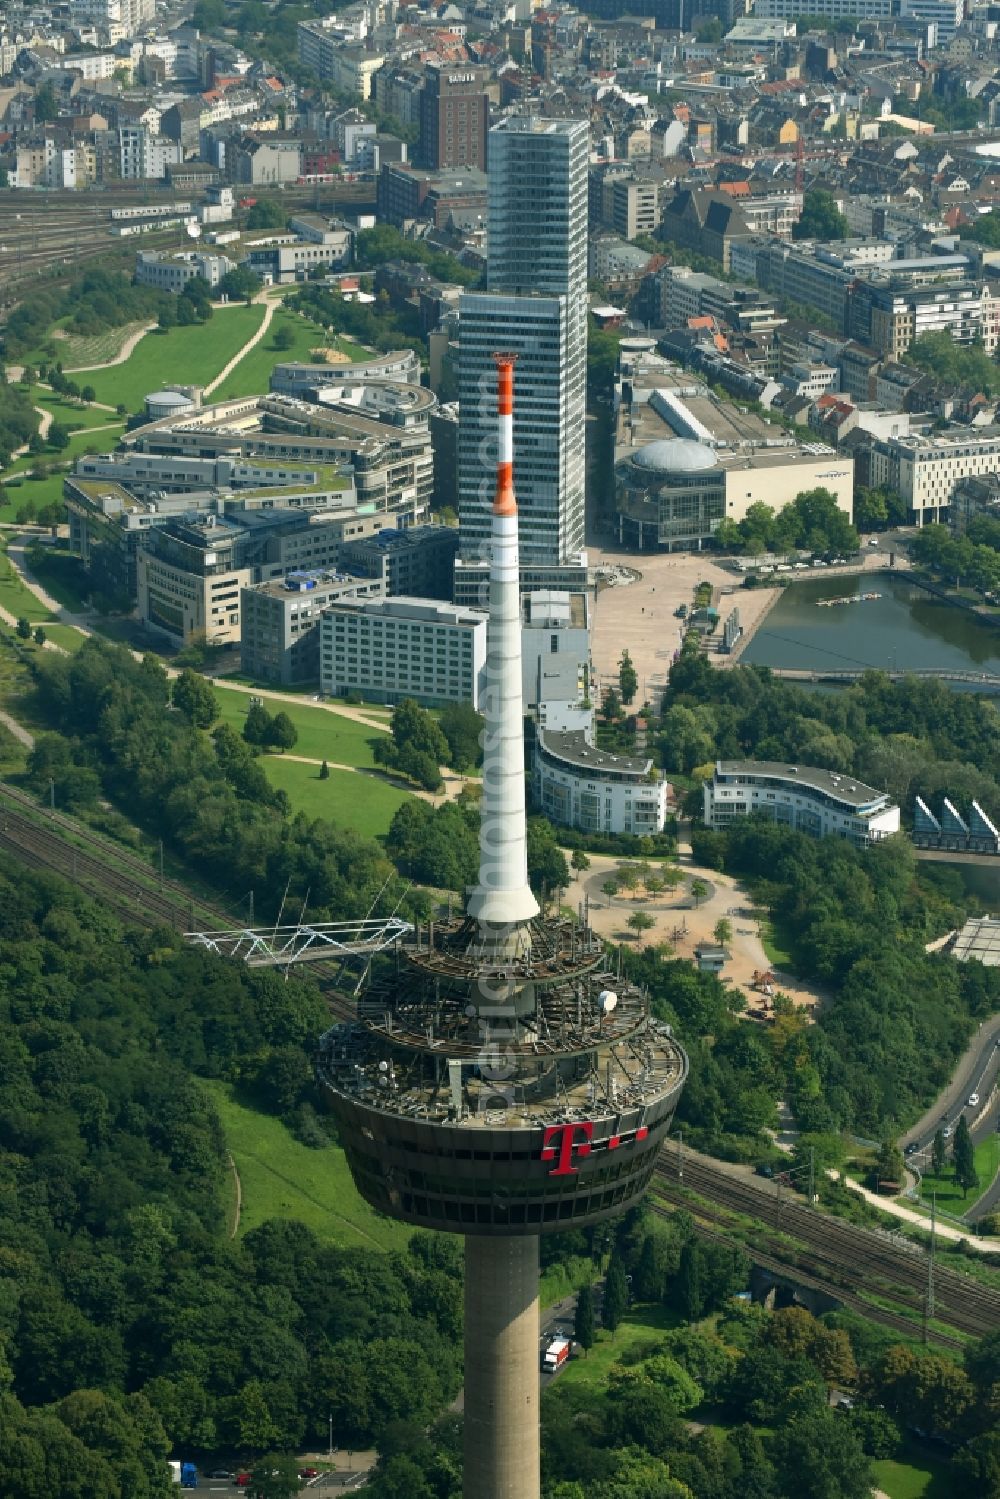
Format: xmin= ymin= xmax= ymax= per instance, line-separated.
xmin=318 ymin=357 xmax=688 ymax=1499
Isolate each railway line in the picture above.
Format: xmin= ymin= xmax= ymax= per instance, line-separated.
xmin=654 ymin=1156 xmax=1000 ymax=1343
xmin=0 ymin=781 xmax=997 ymax=1346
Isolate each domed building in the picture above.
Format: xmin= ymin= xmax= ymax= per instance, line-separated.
xmin=615 ymin=436 xmax=724 ymax=551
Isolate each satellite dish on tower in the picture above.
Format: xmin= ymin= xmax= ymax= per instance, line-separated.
xmin=598 ymin=990 xmax=618 ymax=1016
xmin=185 ymin=221 xmax=202 ymax=239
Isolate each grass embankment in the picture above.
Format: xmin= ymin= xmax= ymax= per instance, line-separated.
xmin=73 ymin=305 xmax=264 ymax=408
xmin=261 ymin=758 xmax=413 ymax=839
xmin=204 ymin=1079 xmax=411 ymax=1252
xmin=0 ymin=540 xmax=55 ymax=626
xmin=212 ymin=307 xmax=367 ymax=400
xmin=28 ymin=316 xmax=151 ymax=371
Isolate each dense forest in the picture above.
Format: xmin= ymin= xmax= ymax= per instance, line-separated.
xmin=0 ymin=861 xmax=462 ymax=1491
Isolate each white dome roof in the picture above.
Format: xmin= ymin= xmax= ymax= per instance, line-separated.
xmin=632 ymin=438 xmax=718 ymax=474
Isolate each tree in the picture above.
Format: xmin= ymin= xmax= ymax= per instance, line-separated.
xmin=171 ymin=668 xmax=218 ymax=729
xmin=713 ymin=918 xmax=732 ymax=946
xmin=266 ymin=711 xmax=298 ymax=753
xmin=570 ymin=849 xmax=591 ymax=874
xmin=272 ymin=324 xmax=296 ymax=351
xmin=35 ymin=81 xmax=59 ymax=123
xmin=16 ymin=617 xmax=31 ymax=639
xmin=931 ymin=1128 xmax=947 ymax=1178
xmin=574 ymin=1284 xmax=595 ymax=1355
xmin=618 ymin=648 xmax=639 ymax=706
xmin=793 ymin=189 xmax=849 ymax=242
xmin=319 ymin=759 xmax=330 ymax=780
xmin=601 ymin=685 xmax=623 ymax=720
xmin=691 ymin=879 xmax=709 ymax=908
xmin=874 ymin=1139 xmax=905 ymax=1191
xmin=601 ymin=878 xmax=619 ymax=907
xmin=243 ymin=699 xmax=273 ymax=747
xmin=602 ymin=1259 xmax=628 ymax=1334
xmin=157 ymin=303 xmax=176 ymax=332
xmin=47 ymin=423 xmax=72 ymax=451
xmin=248 ymin=1453 xmax=303 ymax=1498
xmin=80 ymin=385 xmax=96 ymax=404
xmin=438 ymin=701 xmax=483 ymax=771
xmin=219 ymin=266 xmax=263 ymax=302
xmin=953 ymin=1115 xmax=980 ymax=1198
xmin=33 ymin=627 xmax=46 ymax=647
xmin=617 ymin=864 xmax=640 ymax=898
xmin=246 ymin=200 xmax=287 ymax=230
xmin=674 ymin=1241 xmax=704 ymax=1322
xmin=627 ymin=911 xmax=655 ymax=944
xmin=771 ymin=1409 xmax=872 ymax=1499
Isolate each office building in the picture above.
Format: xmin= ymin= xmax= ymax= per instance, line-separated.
xmin=319 ymin=596 xmax=488 ymax=707
xmin=703 ymin=761 xmax=900 ymax=846
xmin=337 ymin=525 xmax=459 ymax=599
xmin=418 ymin=65 xmax=490 ymax=170
xmin=873 ymin=428 xmax=1000 ymax=527
xmin=134 ymin=249 xmax=232 ymax=293
xmin=240 ymin=571 xmax=384 ymax=686
xmin=458 ymin=116 xmax=588 ymax=570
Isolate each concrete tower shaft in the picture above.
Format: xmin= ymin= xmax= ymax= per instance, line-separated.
xmin=467 ymin=357 xmax=540 ymax=933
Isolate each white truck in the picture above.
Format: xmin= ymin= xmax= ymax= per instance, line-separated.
xmin=542 ymin=1336 xmax=571 ymax=1373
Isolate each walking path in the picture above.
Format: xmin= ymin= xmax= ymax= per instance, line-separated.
xmin=0 ymin=709 xmax=33 ymax=749
xmin=277 ymin=751 xmax=468 ymax=806
xmin=33 ymin=404 xmax=53 ymax=442
xmin=827 ymin=1170 xmax=999 ymax=1250
xmin=203 ymin=288 xmax=280 ymax=397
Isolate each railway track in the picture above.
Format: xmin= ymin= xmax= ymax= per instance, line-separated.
xmin=0 ymin=784 xmax=997 ymax=1344
xmin=654 ymin=1157 xmax=1000 ymax=1343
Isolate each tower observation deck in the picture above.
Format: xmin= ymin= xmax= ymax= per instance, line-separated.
xmin=317 ymin=358 xmax=688 ymax=1499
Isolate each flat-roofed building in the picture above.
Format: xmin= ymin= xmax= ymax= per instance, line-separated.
xmin=240 ymin=570 xmax=384 ymax=685
xmin=319 ymin=595 xmax=487 ymax=707
xmin=534 ymin=729 xmax=669 ymax=836
xmin=703 ymin=760 xmax=900 ymax=846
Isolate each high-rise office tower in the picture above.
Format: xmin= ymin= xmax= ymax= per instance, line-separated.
xmin=457 ymin=116 xmax=588 ymax=580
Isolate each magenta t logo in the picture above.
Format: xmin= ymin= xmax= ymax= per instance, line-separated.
xmin=541 ymin=1122 xmax=594 ymax=1176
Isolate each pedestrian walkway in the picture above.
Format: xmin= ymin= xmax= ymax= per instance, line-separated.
xmin=828 ymin=1171 xmax=999 ymax=1251
xmin=203 ymin=287 xmax=280 ymax=396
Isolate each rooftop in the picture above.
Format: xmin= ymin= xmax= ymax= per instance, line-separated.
xmin=952 ymin=917 xmax=1000 ymax=967
xmin=715 ymin=760 xmax=892 ymax=811
xmin=539 ymin=729 xmax=653 ymax=778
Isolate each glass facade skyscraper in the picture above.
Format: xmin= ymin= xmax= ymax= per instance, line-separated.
xmin=458 ymin=116 xmax=588 ymax=572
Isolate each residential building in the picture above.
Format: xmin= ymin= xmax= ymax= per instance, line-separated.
xmin=659 ymin=189 xmax=752 ymax=273
xmin=418 ymin=64 xmax=490 ymax=170
xmin=876 ymin=428 xmax=1000 ymax=526
xmin=703 ymin=760 xmax=900 ymax=847
xmin=119 ymin=124 xmax=180 ymax=179
xmin=533 ymin=730 xmax=669 ymax=836
xmin=899 ymin=0 xmax=962 ymax=39
xmin=459 ymin=116 xmax=588 ymax=570
xmin=755 ymin=0 xmax=894 ymax=15
xmin=240 ymin=571 xmax=384 ymax=685
xmin=609 ymin=178 xmax=659 ymax=241
xmin=233 ymin=135 xmax=302 ymax=185
xmin=376 ymin=161 xmax=488 ymax=228
xmin=319 ymin=596 xmax=488 ymax=707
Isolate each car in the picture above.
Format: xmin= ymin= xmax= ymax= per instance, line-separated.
xmin=968 ymin=1093 xmax=980 ymax=1108
xmin=675 ymin=604 xmax=688 ymax=617
xmin=943 ymin=1125 xmax=953 ymax=1140
xmin=867 ymin=537 xmax=879 ymax=546
xmin=235 ymin=1474 xmax=252 ymax=1490
xmin=299 ymin=1468 xmax=320 ymax=1480
xmin=207 ymin=1471 xmax=234 ymax=1481
xmin=755 ymin=1163 xmax=774 ymax=1178
xmin=904 ymin=1142 xmax=918 ymax=1156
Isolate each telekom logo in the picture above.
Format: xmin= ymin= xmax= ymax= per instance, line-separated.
xmin=541 ymin=1122 xmax=593 ymax=1176
xmin=540 ymin=1121 xmax=650 ymax=1175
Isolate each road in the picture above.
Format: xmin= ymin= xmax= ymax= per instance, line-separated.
xmin=899 ymin=1016 xmax=1000 ymax=1218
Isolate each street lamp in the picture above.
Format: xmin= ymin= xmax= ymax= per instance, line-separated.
xmin=328 ymin=1412 xmax=333 ymax=1465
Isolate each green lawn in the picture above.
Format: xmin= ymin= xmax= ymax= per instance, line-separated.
xmin=204 ymin=1080 xmax=410 ymax=1251
xmin=873 ymin=1444 xmax=956 ymax=1499
xmin=3 ymin=422 xmax=125 ymax=478
xmin=214 ymin=686 xmax=387 ymax=767
xmin=554 ymin=1303 xmax=681 ymax=1391
xmin=212 ymin=307 xmax=365 ymax=400
xmin=32 ymin=387 xmax=125 ymax=425
xmin=917 ymin=1133 xmax=1000 ymax=1212
xmin=26 ymin=316 xmax=151 ymax=371
xmin=0 ymin=542 xmax=54 ymax=625
xmin=758 ymin=914 xmax=795 ymax=972
xmin=41 ymin=623 xmax=87 ymax=653
xmin=73 ymin=305 xmax=264 ymax=409
xmin=261 ymin=757 xmax=413 ymax=839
